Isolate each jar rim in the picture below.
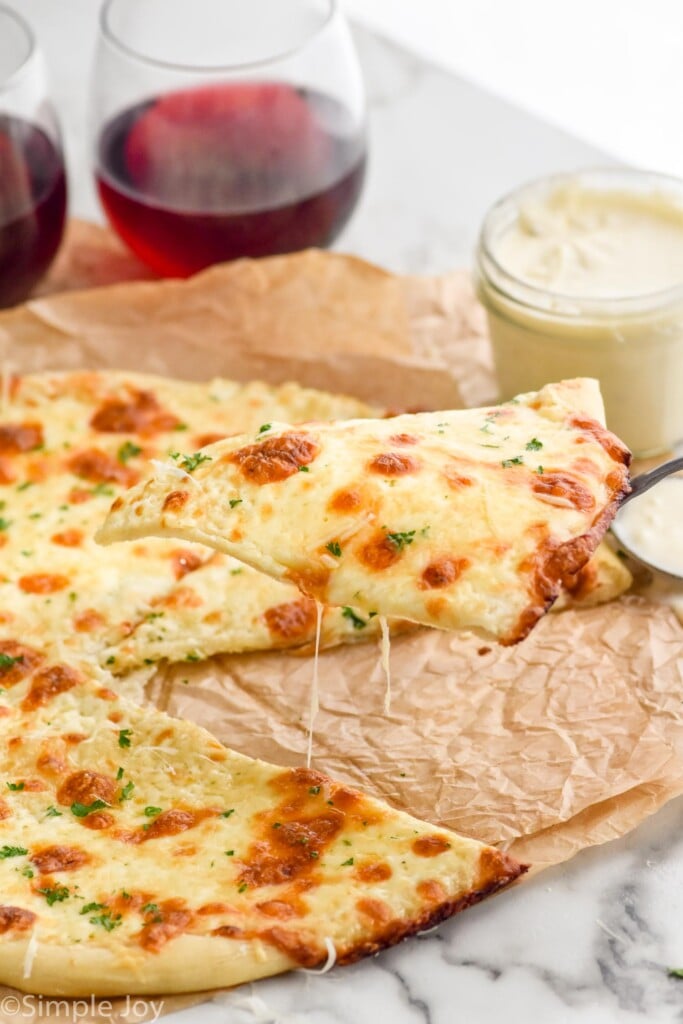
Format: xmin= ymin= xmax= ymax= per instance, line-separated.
xmin=477 ymin=167 xmax=683 ymax=320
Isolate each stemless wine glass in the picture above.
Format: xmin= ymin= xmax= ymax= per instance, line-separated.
xmin=0 ymin=5 xmax=67 ymax=308
xmin=89 ymin=0 xmax=367 ymax=277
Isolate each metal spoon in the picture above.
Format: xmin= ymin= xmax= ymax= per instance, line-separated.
xmin=611 ymin=456 xmax=683 ymax=579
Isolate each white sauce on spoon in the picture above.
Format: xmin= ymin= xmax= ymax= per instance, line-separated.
xmin=614 ymin=477 xmax=683 ymax=577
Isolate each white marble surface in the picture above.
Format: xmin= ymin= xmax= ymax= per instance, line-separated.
xmin=4 ymin=4 xmax=683 ymax=1022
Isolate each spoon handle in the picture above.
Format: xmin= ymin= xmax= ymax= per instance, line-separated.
xmin=620 ymin=456 xmax=683 ymax=506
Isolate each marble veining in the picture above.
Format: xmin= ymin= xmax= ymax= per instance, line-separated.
xmin=4 ymin=3 xmax=683 ymax=1021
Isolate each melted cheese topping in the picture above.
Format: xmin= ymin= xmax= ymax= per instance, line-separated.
xmin=0 ymin=659 xmax=523 ymax=995
xmin=100 ymin=379 xmax=630 ymax=645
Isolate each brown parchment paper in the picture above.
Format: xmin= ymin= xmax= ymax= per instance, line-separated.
xmin=1 ymin=220 xmax=683 ymax=1022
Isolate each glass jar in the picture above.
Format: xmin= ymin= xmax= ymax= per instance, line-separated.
xmin=475 ymin=168 xmax=683 ymax=457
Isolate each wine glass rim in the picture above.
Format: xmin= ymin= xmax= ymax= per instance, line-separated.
xmin=0 ymin=3 xmax=37 ymax=93
xmin=99 ymin=0 xmax=340 ymax=73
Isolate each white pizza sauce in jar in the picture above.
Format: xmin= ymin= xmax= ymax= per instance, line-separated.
xmin=475 ymin=168 xmax=683 ymax=456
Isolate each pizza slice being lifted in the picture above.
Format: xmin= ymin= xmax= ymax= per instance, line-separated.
xmin=99 ymin=379 xmax=631 ymax=645
xmin=0 ymin=646 xmax=524 ymax=996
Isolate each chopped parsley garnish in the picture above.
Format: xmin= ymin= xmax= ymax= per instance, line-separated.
xmin=185 ymin=652 xmax=200 ymax=662
xmin=230 ymin=568 xmax=242 ymax=576
xmin=142 ymin=903 xmax=163 ymax=922
xmin=298 ymin=465 xmax=310 ymax=472
xmin=144 ymin=806 xmax=162 ymax=817
xmin=174 ymin=423 xmax=188 ymax=432
xmin=91 ymin=483 xmax=115 ymax=497
xmin=386 ymin=530 xmax=416 ymax=551
xmin=668 ymin=968 xmax=683 ymax=979
xmin=309 ymin=851 xmax=319 ymax=859
xmin=21 ymin=865 xmax=34 ymax=879
xmin=341 ymin=607 xmax=367 ymax=630
xmin=257 ymin=423 xmax=271 ymax=435
xmin=341 ymin=857 xmax=354 ymax=866
xmin=272 ymin=822 xmax=282 ymax=829
xmin=119 ymin=781 xmax=135 ymax=802
xmin=537 ymin=465 xmax=544 ymax=475
xmin=90 ymin=910 xmax=122 ymax=931
xmin=221 ymin=809 xmax=235 ymax=818
xmin=38 ymin=885 xmax=70 ymax=905
xmin=502 ymin=456 xmax=524 ymax=468
xmin=229 ymin=499 xmax=242 ymax=509
xmin=118 ymin=728 xmax=132 ymax=749
xmin=0 ymin=845 xmax=27 ymax=859
xmin=80 ymin=902 xmax=106 ymax=914
xmin=170 ymin=451 xmax=212 ymax=472
xmin=325 ymin=542 xmax=342 ymax=557
xmin=308 ymin=786 xmax=321 ymax=795
xmin=525 ymin=438 xmax=543 ymax=451
xmin=0 ymin=518 xmax=11 ymax=531
xmin=238 ymin=883 xmax=248 ymax=894
xmin=117 ymin=441 xmax=142 ymax=463
xmin=225 ymin=850 xmax=235 ymax=857
xmin=6 ymin=782 xmax=24 ymax=792
xmin=116 ymin=767 xmax=124 ymax=781
xmin=105 ymin=655 xmax=116 ymax=666
xmin=16 ymin=482 xmax=32 ymax=492
xmin=71 ymin=800 xmax=107 ymax=818
xmin=44 ymin=806 xmax=62 ymax=818
xmin=0 ymin=653 xmax=23 ymax=670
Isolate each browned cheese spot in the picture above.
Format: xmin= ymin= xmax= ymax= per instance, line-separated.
xmin=228 ymin=432 xmax=319 ymax=484
xmin=0 ymin=641 xmax=43 ymax=686
xmin=368 ymin=452 xmax=420 ymax=476
xmin=51 ymin=529 xmax=84 ymax=548
xmin=264 ymin=598 xmax=318 ymax=643
xmin=443 ymin=466 xmax=474 ymax=490
xmin=532 ymin=472 xmax=595 ymax=512
xmin=163 ymin=490 xmax=190 ymax=513
xmin=31 ymin=845 xmax=89 ymax=874
xmin=67 ymin=449 xmax=138 ymax=487
xmin=0 ymin=423 xmax=43 ymax=455
xmin=57 ymin=769 xmax=118 ymax=807
xmin=412 ymin=835 xmax=451 ymax=857
xmin=171 ymin=549 xmax=203 ymax=580
xmin=91 ymin=389 xmax=181 ymax=435
xmin=328 ymin=488 xmax=363 ymax=513
xmin=355 ymin=861 xmax=393 ymax=883
xmin=19 ymin=574 xmax=69 ymax=595
xmin=356 ymin=897 xmax=393 ymax=924
xmin=22 ymin=664 xmax=81 ymax=712
xmin=420 ymin=556 xmax=469 ymax=589
xmin=139 ymin=899 xmax=193 ymax=952
xmin=416 ymin=879 xmax=448 ymax=903
xmin=141 ymin=808 xmax=218 ymax=842
xmin=73 ymin=609 xmax=106 ymax=633
xmin=358 ymin=531 xmax=403 ymax=571
xmin=570 ymin=415 xmax=632 ymax=466
xmin=0 ymin=906 xmax=36 ymax=934
xmin=389 ymin=433 xmax=420 ymax=446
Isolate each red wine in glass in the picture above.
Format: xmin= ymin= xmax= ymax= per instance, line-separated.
xmin=0 ymin=115 xmax=67 ymax=308
xmin=95 ymin=82 xmax=366 ymax=277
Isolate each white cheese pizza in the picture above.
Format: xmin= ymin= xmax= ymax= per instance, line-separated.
xmin=0 ymin=647 xmax=524 ymax=996
xmin=99 ymin=379 xmax=631 ymax=645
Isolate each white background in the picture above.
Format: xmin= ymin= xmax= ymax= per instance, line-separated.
xmin=346 ymin=0 xmax=683 ymax=178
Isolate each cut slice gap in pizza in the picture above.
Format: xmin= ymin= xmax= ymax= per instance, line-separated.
xmin=98 ymin=379 xmax=631 ymax=646
xmin=0 ymin=645 xmax=524 ymax=996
